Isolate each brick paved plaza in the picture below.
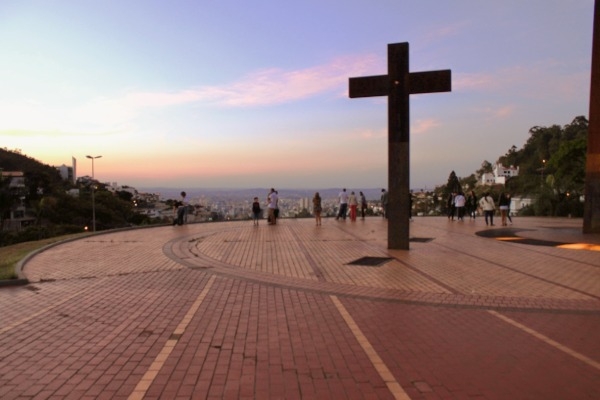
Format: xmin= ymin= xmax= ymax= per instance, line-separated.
xmin=1 ymin=216 xmax=599 ymax=399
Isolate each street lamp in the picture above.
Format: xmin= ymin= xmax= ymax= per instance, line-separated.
xmin=541 ymin=159 xmax=546 ymax=185
xmin=86 ymin=155 xmax=102 ymax=232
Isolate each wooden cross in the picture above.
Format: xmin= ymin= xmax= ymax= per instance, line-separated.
xmin=349 ymin=42 xmax=451 ymax=249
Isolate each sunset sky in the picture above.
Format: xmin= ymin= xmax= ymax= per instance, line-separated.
xmin=0 ymin=1 xmax=594 ymax=190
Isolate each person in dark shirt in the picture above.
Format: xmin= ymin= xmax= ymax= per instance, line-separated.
xmin=252 ymin=197 xmax=261 ymax=226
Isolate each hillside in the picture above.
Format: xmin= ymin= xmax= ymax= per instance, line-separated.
xmin=0 ymin=148 xmax=65 ymax=195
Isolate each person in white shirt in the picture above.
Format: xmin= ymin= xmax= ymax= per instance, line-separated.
xmin=173 ymin=191 xmax=188 ymax=226
xmin=479 ymin=192 xmax=496 ymax=226
xmin=336 ymin=188 xmax=349 ymax=220
xmin=454 ymin=191 xmax=466 ymax=221
xmin=267 ymin=188 xmax=279 ymax=225
xmin=348 ymin=191 xmax=358 ymax=221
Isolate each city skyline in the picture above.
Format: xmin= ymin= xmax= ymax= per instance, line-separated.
xmin=0 ymin=1 xmax=594 ymax=190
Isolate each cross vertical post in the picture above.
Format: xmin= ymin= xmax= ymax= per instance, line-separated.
xmin=584 ymin=0 xmax=600 ymax=233
xmin=349 ymin=42 xmax=451 ymax=249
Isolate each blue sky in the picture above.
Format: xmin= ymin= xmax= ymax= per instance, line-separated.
xmin=0 ymin=0 xmax=594 ymax=190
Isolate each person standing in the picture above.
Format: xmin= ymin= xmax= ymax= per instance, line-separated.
xmin=336 ymin=188 xmax=349 ymax=220
xmin=274 ymin=190 xmax=280 ymax=221
xmin=479 ymin=192 xmax=496 ymax=226
xmin=173 ymin=191 xmax=188 ymax=226
xmin=467 ymin=190 xmax=478 ymax=219
xmin=454 ymin=191 xmax=466 ymax=221
xmin=506 ymin=193 xmax=513 ymax=224
xmin=380 ymin=189 xmax=388 ymax=218
xmin=252 ymin=197 xmax=261 ymax=226
xmin=267 ymin=188 xmax=279 ymax=225
xmin=447 ymin=192 xmax=456 ymax=220
xmin=348 ymin=191 xmax=358 ymax=221
xmin=359 ymin=191 xmax=367 ymax=220
xmin=409 ymin=191 xmax=413 ymax=221
xmin=498 ymin=192 xmax=510 ymax=226
xmin=312 ymin=192 xmax=322 ymax=226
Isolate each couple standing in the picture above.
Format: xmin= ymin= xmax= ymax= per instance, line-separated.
xmin=336 ymin=188 xmax=366 ymax=222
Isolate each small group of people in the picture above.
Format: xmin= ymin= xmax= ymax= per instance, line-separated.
xmin=250 ymin=188 xmax=280 ymax=226
xmin=447 ymin=190 xmax=513 ymax=227
xmin=251 ymin=187 xmax=412 ymax=227
xmin=479 ymin=191 xmax=513 ymax=226
xmin=447 ymin=190 xmax=478 ymax=221
xmin=334 ymin=188 xmax=368 ymax=222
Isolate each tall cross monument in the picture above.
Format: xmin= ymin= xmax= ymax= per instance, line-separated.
xmin=349 ymin=42 xmax=451 ymax=249
xmin=584 ymin=0 xmax=600 ymax=233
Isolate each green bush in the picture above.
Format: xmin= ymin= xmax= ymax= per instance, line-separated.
xmin=517 ymin=205 xmax=536 ymax=216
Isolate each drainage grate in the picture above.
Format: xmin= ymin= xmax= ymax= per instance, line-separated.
xmin=410 ymin=237 xmax=434 ymax=243
xmin=347 ymin=257 xmax=393 ymax=267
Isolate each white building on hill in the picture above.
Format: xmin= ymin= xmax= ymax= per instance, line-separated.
xmin=481 ymin=163 xmax=519 ymax=185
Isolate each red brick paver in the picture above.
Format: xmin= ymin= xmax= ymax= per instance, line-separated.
xmin=1 ymin=217 xmax=599 ymax=399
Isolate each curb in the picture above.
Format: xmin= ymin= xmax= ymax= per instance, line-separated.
xmin=0 ymin=278 xmax=29 ymax=287
xmin=1 ymin=222 xmax=183 ymax=288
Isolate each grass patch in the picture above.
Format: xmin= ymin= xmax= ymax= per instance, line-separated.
xmin=0 ymin=233 xmax=88 ymax=280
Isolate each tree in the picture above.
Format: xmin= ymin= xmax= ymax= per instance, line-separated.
xmin=490 ymin=116 xmax=588 ymax=215
xmin=116 ymin=190 xmax=134 ymax=202
xmin=446 ymin=171 xmax=460 ymax=193
xmin=546 ymin=138 xmax=586 ymax=195
xmin=459 ymin=174 xmax=477 ymax=192
xmin=438 ymin=171 xmax=461 ymax=215
xmin=475 ymin=161 xmax=493 ymax=182
xmin=498 ymin=146 xmax=519 ymax=168
xmin=0 ymin=177 xmax=12 ymax=227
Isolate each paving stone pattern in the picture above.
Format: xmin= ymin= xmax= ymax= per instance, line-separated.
xmin=1 ymin=216 xmax=599 ymax=399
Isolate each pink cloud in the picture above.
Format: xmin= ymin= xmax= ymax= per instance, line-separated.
xmin=453 ymin=72 xmax=497 ymax=91
xmin=358 ymin=128 xmax=386 ymax=140
xmin=492 ymin=105 xmax=515 ymax=118
xmin=69 ymin=54 xmax=382 ymax=130
xmin=29 ymin=55 xmax=382 ymax=134
xmin=412 ymin=119 xmax=441 ymax=134
xmin=196 ymin=54 xmax=380 ymax=107
xmin=454 ymin=61 xmax=588 ymax=100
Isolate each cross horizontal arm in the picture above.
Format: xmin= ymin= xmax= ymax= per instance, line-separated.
xmin=349 ymin=70 xmax=451 ymax=99
xmin=349 ymin=75 xmax=388 ymax=98
xmin=409 ymin=70 xmax=452 ymax=94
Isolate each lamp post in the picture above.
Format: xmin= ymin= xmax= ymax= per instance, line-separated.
xmin=86 ymin=155 xmax=102 ymax=232
xmin=541 ymin=159 xmax=546 ymax=185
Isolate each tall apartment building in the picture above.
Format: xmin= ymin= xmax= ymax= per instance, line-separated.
xmin=300 ymin=197 xmax=311 ymax=211
xmin=56 ymin=157 xmax=77 ymax=184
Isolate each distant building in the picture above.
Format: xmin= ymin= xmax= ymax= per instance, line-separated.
xmin=0 ymin=171 xmax=34 ymax=231
xmin=55 ymin=157 xmax=76 ymax=184
xmin=57 ymin=164 xmax=75 ymax=184
xmin=0 ymin=171 xmax=25 ymax=189
xmin=481 ymin=163 xmax=519 ymax=185
xmin=300 ymin=197 xmax=310 ymax=211
xmin=510 ymin=196 xmax=532 ymax=215
xmin=66 ymin=188 xmax=80 ymax=197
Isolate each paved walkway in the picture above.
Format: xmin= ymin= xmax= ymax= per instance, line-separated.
xmin=1 ymin=216 xmax=599 ymax=399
